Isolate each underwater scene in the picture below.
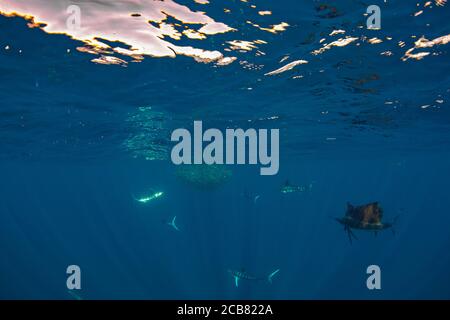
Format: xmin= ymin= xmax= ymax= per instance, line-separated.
xmin=0 ymin=0 xmax=450 ymax=300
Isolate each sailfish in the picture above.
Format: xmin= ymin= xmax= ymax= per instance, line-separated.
xmin=335 ymin=202 xmax=398 ymax=243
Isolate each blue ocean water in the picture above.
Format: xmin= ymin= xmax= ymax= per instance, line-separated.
xmin=0 ymin=0 xmax=450 ymax=299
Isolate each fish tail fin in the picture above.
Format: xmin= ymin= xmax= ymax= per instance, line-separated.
xmin=267 ymin=269 xmax=280 ymax=284
xmin=67 ymin=290 xmax=82 ymax=300
xmin=168 ymin=216 xmax=180 ymax=231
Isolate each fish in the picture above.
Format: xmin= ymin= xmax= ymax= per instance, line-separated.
xmin=335 ymin=202 xmax=398 ymax=243
xmin=67 ymin=290 xmax=83 ymax=300
xmin=133 ymin=191 xmax=164 ymax=203
xmin=228 ymin=268 xmax=280 ymax=287
xmin=280 ymin=180 xmax=312 ymax=194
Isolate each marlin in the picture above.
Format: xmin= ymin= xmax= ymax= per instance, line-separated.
xmin=133 ymin=191 xmax=164 ymax=203
xmin=228 ymin=268 xmax=280 ymax=287
xmin=167 ymin=216 xmax=180 ymax=231
xmin=280 ymin=180 xmax=312 ymax=194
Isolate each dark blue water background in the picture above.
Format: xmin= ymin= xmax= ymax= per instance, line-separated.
xmin=1 ymin=0 xmax=450 ymax=299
